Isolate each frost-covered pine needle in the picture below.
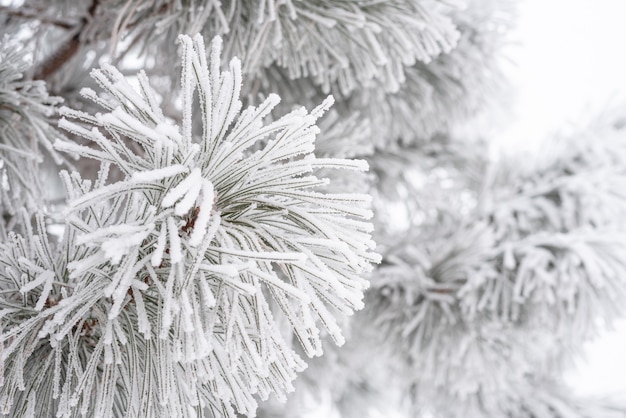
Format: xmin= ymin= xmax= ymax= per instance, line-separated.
xmin=0 ymin=34 xmax=379 ymax=417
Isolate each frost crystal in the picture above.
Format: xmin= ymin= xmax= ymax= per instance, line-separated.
xmin=0 ymin=34 xmax=378 ymax=417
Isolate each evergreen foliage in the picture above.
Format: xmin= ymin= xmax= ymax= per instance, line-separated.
xmin=0 ymin=38 xmax=67 ymax=233
xmin=0 ymin=1 xmax=625 ymax=417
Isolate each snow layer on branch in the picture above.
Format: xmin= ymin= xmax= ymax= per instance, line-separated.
xmin=229 ymin=0 xmax=462 ymax=95
xmin=0 ymin=33 xmax=380 ymax=418
xmin=11 ymin=1 xmax=462 ymax=99
xmin=244 ymin=0 xmax=514 ymax=156
xmin=83 ymin=0 xmax=462 ymax=96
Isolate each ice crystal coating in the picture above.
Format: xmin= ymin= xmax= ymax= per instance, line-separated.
xmin=0 ymin=38 xmax=67 ymax=231
xmin=0 ymin=34 xmax=379 ymax=417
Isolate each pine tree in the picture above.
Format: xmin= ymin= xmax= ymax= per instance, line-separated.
xmin=0 ymin=1 xmax=625 ymax=417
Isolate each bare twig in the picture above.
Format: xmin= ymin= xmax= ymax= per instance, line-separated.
xmin=34 ymin=34 xmax=81 ymax=81
xmin=0 ymin=6 xmax=76 ymax=30
xmin=33 ymin=0 xmax=100 ymax=81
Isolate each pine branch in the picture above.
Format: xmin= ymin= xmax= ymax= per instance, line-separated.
xmin=0 ymin=34 xmax=379 ymax=417
xmin=330 ymin=108 xmax=626 ymax=416
xmin=0 ymin=37 xmax=68 ymax=231
xmin=354 ymin=0 xmax=515 ymax=147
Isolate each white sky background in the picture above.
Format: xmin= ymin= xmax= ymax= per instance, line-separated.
xmin=500 ymin=0 xmax=626 ymax=400
xmin=499 ymin=0 xmax=626 ymax=151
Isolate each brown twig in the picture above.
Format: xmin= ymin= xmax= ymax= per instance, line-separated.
xmin=0 ymin=6 xmax=75 ymax=30
xmin=33 ymin=0 xmax=100 ymax=81
xmin=35 ymin=34 xmax=81 ymax=81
